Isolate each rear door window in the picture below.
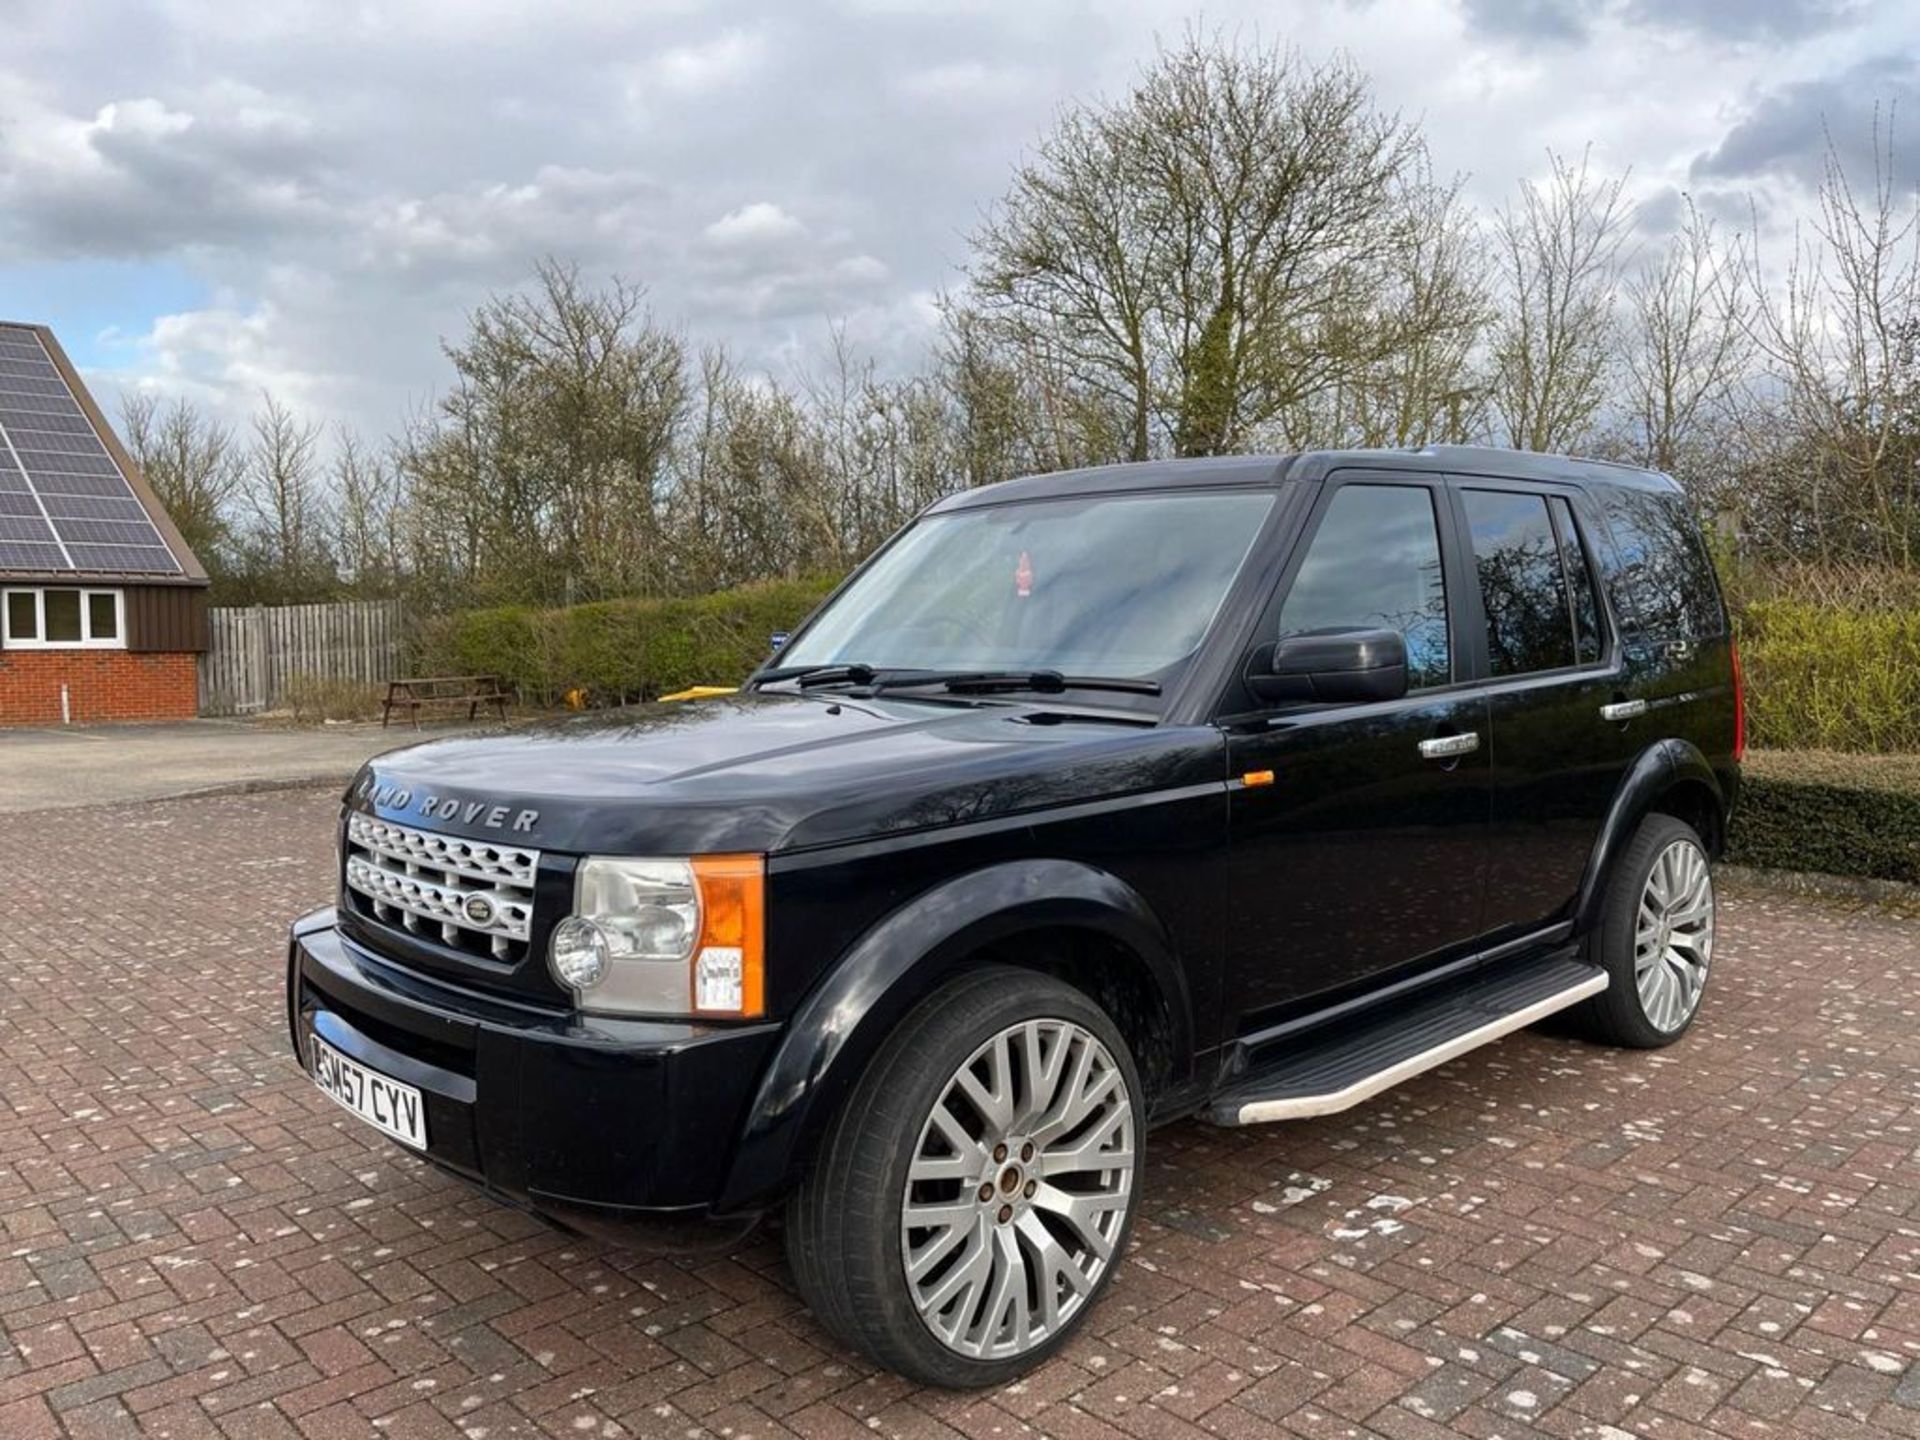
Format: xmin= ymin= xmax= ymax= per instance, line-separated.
xmin=1277 ymin=483 xmax=1451 ymax=689
xmin=1462 ymin=489 xmax=1579 ymax=676
xmin=1595 ymin=485 xmax=1726 ymax=640
xmin=1549 ymin=496 xmax=1604 ymax=665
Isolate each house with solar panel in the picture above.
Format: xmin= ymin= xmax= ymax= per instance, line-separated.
xmin=0 ymin=323 xmax=210 ymax=724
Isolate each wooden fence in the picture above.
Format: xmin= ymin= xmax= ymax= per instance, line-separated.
xmin=199 ymin=600 xmax=407 ymax=716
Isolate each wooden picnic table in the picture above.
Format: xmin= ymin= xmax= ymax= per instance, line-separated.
xmin=381 ymin=674 xmax=512 ymax=728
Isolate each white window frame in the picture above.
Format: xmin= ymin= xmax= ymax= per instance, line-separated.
xmin=2 ymin=587 xmax=127 ymax=650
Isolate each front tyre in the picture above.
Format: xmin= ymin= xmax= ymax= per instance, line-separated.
xmin=786 ymin=965 xmax=1143 ymax=1387
xmin=1572 ymin=813 xmax=1716 ymax=1048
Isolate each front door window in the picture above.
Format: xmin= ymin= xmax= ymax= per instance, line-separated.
xmin=1277 ymin=484 xmax=1451 ymax=689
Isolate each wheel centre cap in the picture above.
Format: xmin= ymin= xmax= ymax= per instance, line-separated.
xmin=999 ymin=1165 xmax=1023 ymax=1196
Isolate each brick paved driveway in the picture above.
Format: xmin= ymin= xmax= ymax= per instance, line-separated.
xmin=3 ymin=789 xmax=1918 ymax=1440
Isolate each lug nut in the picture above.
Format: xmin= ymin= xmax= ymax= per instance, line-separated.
xmin=993 ymin=1142 xmax=1008 ymax=1163
xmin=1025 ymin=1179 xmax=1037 ymax=1198
xmin=978 ymin=1182 xmax=995 ymax=1202
xmin=1021 ymin=1142 xmax=1034 ymax=1162
xmin=997 ymin=1204 xmax=1013 ymax=1224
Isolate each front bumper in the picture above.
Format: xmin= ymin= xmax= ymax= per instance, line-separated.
xmin=286 ymin=908 xmax=781 ymax=1243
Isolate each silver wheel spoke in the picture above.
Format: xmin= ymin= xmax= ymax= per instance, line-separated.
xmin=901 ymin=1016 xmax=1135 ymax=1362
xmin=905 ymin=1199 xmax=980 ymax=1230
xmin=1633 ymin=838 xmax=1714 ymax=1033
xmin=1030 ymin=1181 xmax=1123 ymax=1263
xmin=1039 ymin=1111 xmax=1132 ymax=1176
xmin=921 ymin=1218 xmax=993 ymax=1319
xmin=927 ymin=1102 xmax=989 ymax=1171
xmin=905 ymin=1152 xmax=977 ymax=1182
xmin=1030 ymin=1038 xmax=1094 ymax=1146
xmin=906 ymin=1211 xmax=978 ymax=1283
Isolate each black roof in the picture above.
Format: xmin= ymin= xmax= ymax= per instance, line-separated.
xmin=932 ymin=446 xmax=1677 ymax=513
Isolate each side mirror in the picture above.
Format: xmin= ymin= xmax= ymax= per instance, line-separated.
xmin=1246 ymin=627 xmax=1409 ymax=706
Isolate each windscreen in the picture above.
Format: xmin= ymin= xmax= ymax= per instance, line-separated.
xmin=776 ymin=489 xmax=1278 ymax=685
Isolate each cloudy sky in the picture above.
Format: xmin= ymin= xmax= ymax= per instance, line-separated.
xmin=2 ymin=0 xmax=1915 ymax=441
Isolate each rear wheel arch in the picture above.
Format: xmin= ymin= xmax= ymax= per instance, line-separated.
xmin=1575 ymin=740 xmax=1729 ymax=933
xmin=1649 ymin=776 xmax=1726 ymax=859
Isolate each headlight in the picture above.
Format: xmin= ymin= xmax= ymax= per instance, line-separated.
xmin=549 ymin=855 xmax=765 ymax=1018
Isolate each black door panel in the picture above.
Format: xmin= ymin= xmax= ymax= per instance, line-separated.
xmin=1455 ymin=484 xmax=1639 ymax=937
xmin=1479 ymin=673 xmax=1638 ymax=936
xmin=1226 ymin=691 xmax=1491 ymax=1015
xmin=1224 ymin=473 xmax=1491 ymax=1022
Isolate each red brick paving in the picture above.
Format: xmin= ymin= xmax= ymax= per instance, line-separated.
xmin=3 ymin=787 xmax=1919 ymax=1438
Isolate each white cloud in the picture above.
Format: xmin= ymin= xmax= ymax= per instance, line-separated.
xmin=703 ymin=201 xmax=807 ymax=247
xmin=641 ymin=27 xmax=769 ymax=96
xmin=0 ymin=0 xmax=1908 ymax=442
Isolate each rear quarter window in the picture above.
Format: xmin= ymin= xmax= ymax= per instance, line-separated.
xmin=1594 ymin=484 xmax=1726 ymax=641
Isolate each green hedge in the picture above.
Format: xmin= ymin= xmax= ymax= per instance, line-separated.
xmin=413 ymin=576 xmax=840 ymax=705
xmin=1738 ymin=599 xmax=1920 ymax=753
xmin=1728 ymin=750 xmax=1920 ymax=884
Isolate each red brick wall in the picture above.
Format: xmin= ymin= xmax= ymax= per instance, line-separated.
xmin=0 ymin=650 xmax=198 ymax=725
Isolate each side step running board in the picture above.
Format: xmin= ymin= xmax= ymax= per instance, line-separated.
xmin=1205 ymin=954 xmax=1607 ymax=1126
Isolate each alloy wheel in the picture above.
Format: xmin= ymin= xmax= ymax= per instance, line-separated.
xmin=1634 ymin=837 xmax=1715 ymax=1031
xmin=899 ymin=1017 xmax=1135 ymax=1361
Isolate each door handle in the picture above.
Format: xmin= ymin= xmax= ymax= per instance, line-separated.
xmin=1418 ymin=732 xmax=1480 ymax=761
xmin=1600 ymin=699 xmax=1648 ymax=722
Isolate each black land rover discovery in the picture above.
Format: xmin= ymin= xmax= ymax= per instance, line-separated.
xmin=287 ymin=447 xmax=1741 ymax=1386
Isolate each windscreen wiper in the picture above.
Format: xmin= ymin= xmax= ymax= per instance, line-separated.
xmin=876 ymin=670 xmax=1162 ymax=697
xmin=754 ymin=664 xmax=1161 ymax=698
xmin=753 ymin=662 xmax=880 ymax=687
xmin=757 ymin=663 xmax=966 ymax=691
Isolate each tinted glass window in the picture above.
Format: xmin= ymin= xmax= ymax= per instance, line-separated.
xmin=88 ymin=592 xmax=118 ymax=640
xmin=1278 ymin=484 xmax=1450 ymax=688
xmin=44 ymin=588 xmax=81 ymax=643
xmin=4 ymin=590 xmax=35 ymax=640
xmin=777 ymin=490 xmax=1277 ymax=687
xmin=1464 ymin=490 xmax=1575 ymax=676
xmin=1550 ymin=497 xmax=1603 ymax=665
xmin=1597 ymin=485 xmax=1726 ymax=640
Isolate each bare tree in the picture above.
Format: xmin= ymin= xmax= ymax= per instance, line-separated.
xmin=1299 ymin=170 xmax=1493 ymax=447
xmin=1490 ymin=150 xmax=1633 ymax=454
xmin=400 ymin=260 xmax=688 ymax=605
xmin=1616 ymin=202 xmax=1752 ymax=496
xmin=967 ymin=35 xmax=1436 ymax=460
xmin=332 ymin=428 xmax=408 ymax=594
xmin=935 ymin=301 xmax=1134 ymax=479
xmin=118 ymin=392 xmax=243 ymax=574
xmin=1738 ymin=115 xmax=1920 ymax=565
xmin=239 ymin=391 xmax=331 ymax=597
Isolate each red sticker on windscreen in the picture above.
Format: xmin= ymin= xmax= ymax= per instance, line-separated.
xmin=1014 ymin=549 xmax=1034 ymax=598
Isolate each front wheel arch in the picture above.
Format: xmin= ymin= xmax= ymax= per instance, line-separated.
xmin=715 ymin=859 xmax=1191 ymax=1215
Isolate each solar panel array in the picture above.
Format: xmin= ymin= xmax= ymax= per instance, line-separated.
xmin=0 ymin=324 xmax=182 ymax=575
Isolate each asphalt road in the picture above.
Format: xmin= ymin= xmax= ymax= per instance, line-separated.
xmin=0 ymin=720 xmax=429 ymax=812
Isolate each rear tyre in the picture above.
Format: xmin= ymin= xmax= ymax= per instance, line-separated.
xmin=785 ymin=965 xmax=1143 ymax=1388
xmin=1571 ymin=813 xmax=1716 ymax=1048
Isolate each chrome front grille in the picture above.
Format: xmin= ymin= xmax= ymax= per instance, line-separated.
xmin=343 ymin=813 xmax=538 ymax=961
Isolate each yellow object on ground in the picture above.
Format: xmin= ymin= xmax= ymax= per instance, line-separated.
xmin=658 ymin=685 xmax=739 ymax=702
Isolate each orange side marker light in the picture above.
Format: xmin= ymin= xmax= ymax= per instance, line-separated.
xmin=1242 ymin=770 xmax=1275 ymax=788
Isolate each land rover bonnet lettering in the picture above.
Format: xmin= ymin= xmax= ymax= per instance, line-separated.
xmin=358 ymin=776 xmax=539 ymax=834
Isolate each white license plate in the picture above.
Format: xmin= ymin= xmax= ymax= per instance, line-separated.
xmin=310 ymin=1035 xmax=428 ymax=1149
